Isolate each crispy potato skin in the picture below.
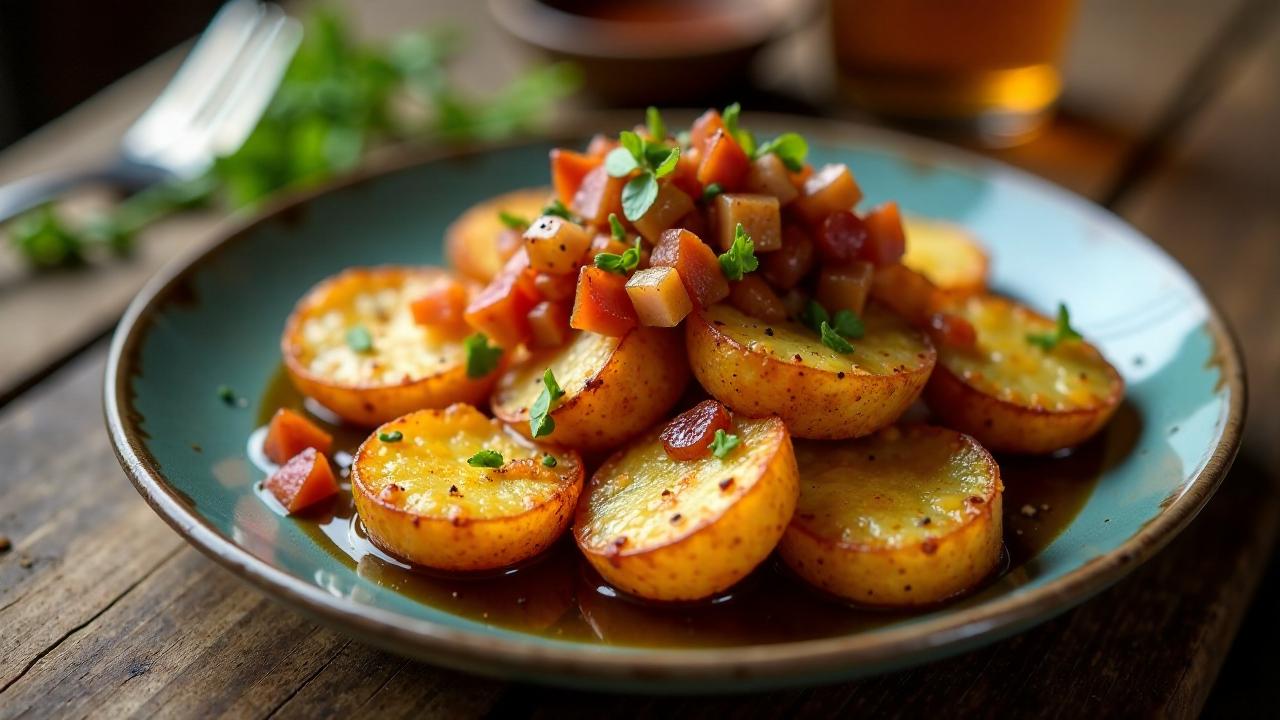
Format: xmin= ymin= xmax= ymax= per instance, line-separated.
xmin=779 ymin=426 xmax=1003 ymax=607
xmin=685 ymin=304 xmax=936 ymax=439
xmin=575 ymin=417 xmax=799 ymax=601
xmin=924 ymin=295 xmax=1124 ymax=454
xmin=446 ymin=187 xmax=552 ymax=282
xmin=491 ymin=327 xmax=689 ymax=452
xmin=282 ymin=267 xmax=503 ymax=426
xmin=352 ymin=406 xmax=584 ymax=572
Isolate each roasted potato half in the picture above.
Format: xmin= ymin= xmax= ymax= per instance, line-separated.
xmin=779 ymin=425 xmax=1003 ymax=607
xmin=282 ymin=267 xmax=503 ymax=426
xmin=575 ymin=416 xmax=799 ymax=601
xmin=901 ymin=217 xmax=989 ymax=295
xmin=491 ymin=327 xmax=689 ymax=452
xmin=924 ymin=295 xmax=1124 ymax=454
xmin=352 ymin=404 xmax=583 ymax=572
xmin=446 ymin=187 xmax=552 ymax=282
xmin=685 ymin=303 xmax=935 ymax=439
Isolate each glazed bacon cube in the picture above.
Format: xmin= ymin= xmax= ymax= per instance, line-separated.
xmin=265 ymin=447 xmax=338 ymax=514
xmin=793 ymin=164 xmax=863 ymax=225
xmin=464 ymin=251 xmax=540 ymax=347
xmin=649 ymin=229 xmax=730 ymax=309
xmin=696 ymin=129 xmax=751 ymax=191
xmin=570 ymin=266 xmax=639 ymax=336
xmin=572 ymin=165 xmax=626 ymax=226
xmin=860 ymin=201 xmax=907 ymax=267
xmin=660 ymin=400 xmax=734 ymax=461
xmin=551 ymin=148 xmax=599 ymax=205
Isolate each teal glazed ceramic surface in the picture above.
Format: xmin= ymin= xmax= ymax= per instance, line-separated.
xmin=106 ymin=117 xmax=1244 ymax=693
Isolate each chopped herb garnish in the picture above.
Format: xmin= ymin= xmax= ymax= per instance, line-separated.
xmin=831 ymin=309 xmax=865 ymax=340
xmin=217 ymin=385 xmax=239 ymax=406
xmin=820 ymin=321 xmax=854 ymax=354
xmin=541 ymin=199 xmax=574 ymax=220
xmin=718 ymin=223 xmax=759 ymax=281
xmin=709 ymin=429 xmax=741 ymax=459
xmin=497 ymin=211 xmax=528 ymax=230
xmin=345 ymin=325 xmax=373 ymax=353
xmin=467 ymin=449 xmax=504 ymax=468
xmin=605 ymin=128 xmax=680 ymax=221
xmin=721 ymin=102 xmax=756 ymax=156
xmin=646 ymin=106 xmax=666 ymax=141
xmin=594 ymin=237 xmax=642 ymax=275
xmin=608 ymin=212 xmax=627 ymax=242
xmin=801 ymin=300 xmax=829 ymax=333
xmin=1027 ymin=303 xmax=1084 ymax=350
xmin=463 ymin=333 xmax=504 ymax=378
xmin=541 ymin=454 xmax=557 ymax=468
xmin=529 ymin=368 xmax=566 ymax=438
xmin=754 ymin=132 xmax=809 ymax=171
xmin=379 ymin=430 xmax=403 ymax=442
xmin=701 ymin=183 xmax=723 ymax=203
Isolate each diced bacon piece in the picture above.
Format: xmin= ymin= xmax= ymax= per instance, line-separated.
xmin=527 ymin=300 xmax=572 ymax=348
xmin=869 ymin=263 xmax=940 ymax=326
xmin=816 ymin=261 xmax=874 ymax=316
xmin=551 ymin=149 xmax=600 ymax=205
xmin=815 ymin=210 xmax=869 ymax=264
xmin=792 ymin=164 xmax=863 ymax=225
xmin=263 ymin=408 xmax=333 ymax=465
xmin=625 ymin=266 xmax=694 ymax=327
xmin=650 ymin=229 xmax=730 ymax=308
xmin=729 ymin=275 xmax=787 ymax=323
xmin=669 ymin=151 xmax=704 ymax=199
xmin=633 ymin=182 xmax=695 ymax=243
xmin=761 ymin=224 xmax=816 ymax=289
xmin=696 ymin=129 xmax=750 ymax=191
xmin=572 ymin=165 xmax=626 ymax=226
xmin=860 ymin=201 xmax=907 ymax=267
xmin=660 ymin=399 xmax=733 ymax=461
xmin=570 ymin=266 xmax=639 ymax=336
xmin=744 ymin=153 xmax=800 ymax=204
xmin=465 ymin=251 xmax=539 ymax=347
xmin=524 ymin=215 xmax=593 ymax=274
xmin=689 ymin=109 xmax=727 ymax=154
xmin=715 ymin=193 xmax=782 ymax=252
xmin=265 ymin=448 xmax=338 ymax=514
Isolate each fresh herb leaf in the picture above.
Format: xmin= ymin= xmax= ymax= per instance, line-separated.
xmin=467 ymin=449 xmax=504 ymax=468
xmin=619 ymin=130 xmax=645 ymax=163
xmin=1027 ymin=303 xmax=1084 ymax=350
xmin=345 ymin=325 xmax=373 ymax=353
xmin=646 ymin=106 xmax=666 ymax=140
xmin=463 ymin=333 xmax=503 ymax=378
xmin=701 ymin=183 xmax=723 ymax=203
xmin=594 ymin=237 xmax=643 ymax=275
xmin=608 ymin=213 xmax=627 ymax=241
xmin=831 ymin=309 xmax=865 ymax=339
xmin=718 ymin=223 xmax=759 ymax=281
xmin=722 ymin=103 xmax=742 ymax=136
xmin=820 ymin=321 xmax=854 ymax=353
xmin=755 ymin=132 xmax=809 ymax=171
xmin=801 ymin=300 xmax=830 ymax=333
xmin=529 ymin=368 xmax=566 ymax=438
xmin=379 ymin=430 xmax=403 ymax=442
xmin=721 ymin=102 xmax=755 ymax=155
xmin=498 ymin=210 xmax=528 ymax=230
xmin=541 ymin=454 xmax=557 ymax=468
xmin=541 ymin=199 xmax=574 ymax=220
xmin=605 ymin=146 xmax=640 ymax=177
xmin=652 ymin=146 xmax=680 ymax=178
xmin=217 ymin=385 xmax=239 ymax=406
xmin=709 ymin=429 xmax=741 ymax=459
xmin=621 ymin=173 xmax=659 ymax=222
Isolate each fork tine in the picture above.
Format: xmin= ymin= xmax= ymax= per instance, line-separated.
xmin=123 ymin=0 xmax=265 ymax=157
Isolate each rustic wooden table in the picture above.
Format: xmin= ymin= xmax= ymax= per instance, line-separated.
xmin=2 ymin=1 xmax=1278 ymax=717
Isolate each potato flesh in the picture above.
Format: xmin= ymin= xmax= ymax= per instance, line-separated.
xmin=701 ymin=303 xmax=931 ymax=376
xmin=792 ymin=429 xmax=996 ymax=549
xmin=495 ymin=330 xmax=619 ymax=414
xmin=901 ymin=217 xmax=988 ymax=293
xmin=577 ymin=417 xmax=782 ymax=551
xmin=358 ymin=406 xmax=575 ymax=521
xmin=940 ymin=295 xmax=1116 ymax=410
xmin=297 ymin=272 xmax=462 ymax=386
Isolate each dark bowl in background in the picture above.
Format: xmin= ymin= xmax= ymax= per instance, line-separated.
xmin=488 ymin=0 xmax=818 ymax=106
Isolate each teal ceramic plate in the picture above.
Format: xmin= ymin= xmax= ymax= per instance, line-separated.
xmin=105 ymin=116 xmax=1244 ymax=693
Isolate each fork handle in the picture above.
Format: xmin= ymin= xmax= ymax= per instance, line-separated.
xmin=0 ymin=161 xmax=171 ymax=225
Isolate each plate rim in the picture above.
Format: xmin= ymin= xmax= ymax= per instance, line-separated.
xmin=103 ymin=114 xmax=1247 ymax=686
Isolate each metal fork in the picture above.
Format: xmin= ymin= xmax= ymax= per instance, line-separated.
xmin=0 ymin=0 xmax=301 ymax=224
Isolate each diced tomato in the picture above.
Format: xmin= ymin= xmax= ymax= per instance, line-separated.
xmin=570 ymin=266 xmax=638 ymax=336
xmin=660 ymin=399 xmax=733 ymax=461
xmin=761 ymin=224 xmax=816 ymax=289
xmin=793 ymin=164 xmax=862 ymax=225
xmin=534 ymin=270 xmax=578 ymax=302
xmin=696 ymin=130 xmax=750 ymax=191
xmin=816 ymin=210 xmax=869 ymax=263
xmin=551 ymin=149 xmax=600 ymax=206
xmin=928 ymin=312 xmax=978 ymax=349
xmin=528 ymin=300 xmax=572 ymax=348
xmin=869 ymin=263 xmax=939 ymax=326
xmin=409 ymin=277 xmax=470 ymax=331
xmin=572 ymin=165 xmax=626 ymax=226
xmin=265 ymin=448 xmax=338 ymax=514
xmin=690 ymin=109 xmax=727 ymax=154
xmin=464 ymin=250 xmax=539 ymax=347
xmin=649 ymin=228 xmax=730 ymax=308
xmin=263 ymin=408 xmax=333 ymax=465
xmin=860 ymin=201 xmax=907 ymax=267
xmin=585 ymin=133 xmax=619 ymax=159
xmin=729 ymin=275 xmax=788 ymax=323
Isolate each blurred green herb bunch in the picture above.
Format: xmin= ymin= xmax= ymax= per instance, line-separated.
xmin=10 ymin=8 xmax=579 ymax=270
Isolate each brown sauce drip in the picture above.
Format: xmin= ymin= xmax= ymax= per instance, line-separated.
xmin=258 ymin=366 xmax=1135 ymax=647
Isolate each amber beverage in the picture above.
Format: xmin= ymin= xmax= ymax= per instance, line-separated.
xmin=830 ymin=0 xmax=1077 ymax=145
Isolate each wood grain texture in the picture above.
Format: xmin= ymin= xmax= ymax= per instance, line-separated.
xmin=1 ymin=0 xmax=1278 ymax=718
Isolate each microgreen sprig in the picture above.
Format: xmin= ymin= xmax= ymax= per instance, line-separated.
xmin=1027 ymin=303 xmax=1084 ymax=350
xmin=709 ymin=429 xmax=741 ymax=459
xmin=463 ymin=333 xmax=503 ymax=378
xmin=594 ymin=237 xmax=643 ymax=275
xmin=529 ymin=368 xmax=566 ymax=438
xmin=467 ymin=449 xmax=504 ymax=468
xmin=718 ymin=223 xmax=759 ymax=281
xmin=604 ymin=126 xmax=681 ymax=222
xmin=498 ymin=211 xmax=528 ymax=230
